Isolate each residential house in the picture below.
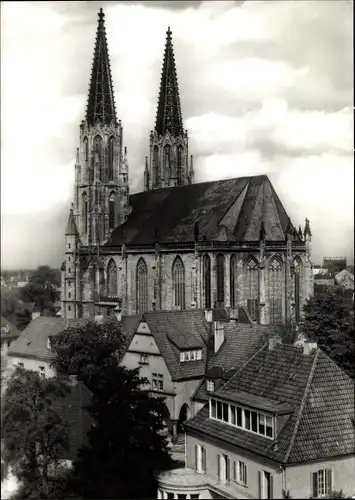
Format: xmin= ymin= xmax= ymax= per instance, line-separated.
xmin=335 ymin=269 xmax=354 ymax=291
xmin=157 ymin=340 xmax=355 ymax=499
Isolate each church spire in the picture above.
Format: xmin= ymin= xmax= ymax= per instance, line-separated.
xmin=155 ymin=27 xmax=183 ymax=136
xmin=85 ymin=8 xmax=117 ymax=126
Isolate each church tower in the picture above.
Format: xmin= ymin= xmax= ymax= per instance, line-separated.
xmin=144 ymin=28 xmax=194 ymax=191
xmin=73 ymin=8 xmax=129 ymax=248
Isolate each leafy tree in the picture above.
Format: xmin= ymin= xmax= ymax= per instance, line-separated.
xmin=16 ymin=309 xmax=32 ymax=331
xmin=30 ymin=266 xmax=61 ymax=288
xmin=2 ymin=367 xmax=71 ymax=498
xmin=51 ymin=321 xmax=175 ymax=498
xmin=303 ymin=287 xmax=354 ymax=379
xmin=19 ymin=282 xmax=58 ymax=314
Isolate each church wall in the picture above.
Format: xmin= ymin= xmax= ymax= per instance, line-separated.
xmin=160 ymin=252 xmax=197 ymax=310
xmin=124 ymin=253 xmax=156 ymax=315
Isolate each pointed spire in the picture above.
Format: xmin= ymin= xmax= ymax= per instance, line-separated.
xmin=155 ymin=27 xmax=183 ymax=136
xmin=86 ymin=8 xmax=117 ymax=126
xmin=65 ymin=205 xmax=78 ymax=235
xmin=304 ymin=218 xmax=312 ymax=238
xmin=298 ymin=225 xmax=303 ymax=240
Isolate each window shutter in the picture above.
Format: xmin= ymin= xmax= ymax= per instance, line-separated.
xmin=312 ymin=472 xmax=318 ymax=498
xmin=202 ymin=447 xmax=206 ymax=472
xmin=326 ymin=469 xmax=332 ymax=496
xmin=258 ymin=471 xmax=262 ymax=499
xmin=226 ymin=457 xmax=230 ymax=482
xmin=195 ymin=445 xmax=198 ymax=471
xmin=270 ymin=474 xmax=274 ymax=499
xmin=217 ymin=454 xmax=220 ymax=482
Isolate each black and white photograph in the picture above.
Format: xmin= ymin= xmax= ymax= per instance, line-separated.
xmin=1 ymin=1 xmax=354 ymax=499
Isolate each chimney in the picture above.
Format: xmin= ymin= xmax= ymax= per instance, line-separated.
xmin=269 ymin=336 xmax=282 ymax=351
xmin=32 ymin=311 xmax=41 ymax=320
xmin=214 ymin=322 xmax=225 ymax=353
xmin=303 ymin=341 xmax=317 ymax=356
xmin=205 ymin=309 xmax=213 ymax=323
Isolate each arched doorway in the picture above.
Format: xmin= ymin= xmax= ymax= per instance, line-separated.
xmin=177 ymin=403 xmax=190 ymax=434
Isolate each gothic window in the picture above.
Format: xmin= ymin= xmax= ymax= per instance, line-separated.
xmin=268 ymin=257 xmax=283 ymax=325
xmin=109 ymin=192 xmax=115 ymax=230
xmin=216 ymin=254 xmax=225 ymax=307
xmin=136 ymin=258 xmax=148 ymax=314
xmin=230 ymin=254 xmax=237 ymax=308
xmin=153 ymin=146 xmax=159 ymax=187
xmin=177 ymin=146 xmax=183 ymax=187
xmin=93 ymin=135 xmax=103 ymax=180
xmin=83 ymin=137 xmax=89 ymax=162
xmin=172 ymin=256 xmax=185 ymax=309
xmin=293 ymin=257 xmax=302 ymax=323
xmin=164 ymin=145 xmax=171 ymax=172
xmin=203 ymin=254 xmax=211 ymax=309
xmin=244 ymin=258 xmax=260 ymax=322
xmin=107 ymin=259 xmax=118 ymax=297
xmin=108 ymin=136 xmax=114 ymax=181
xmin=82 ymin=192 xmax=88 ymax=234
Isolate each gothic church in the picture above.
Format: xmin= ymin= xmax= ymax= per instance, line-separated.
xmin=61 ymin=9 xmax=314 ymax=325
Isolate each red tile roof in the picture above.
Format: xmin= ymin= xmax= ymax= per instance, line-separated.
xmin=185 ymin=345 xmax=355 ymax=464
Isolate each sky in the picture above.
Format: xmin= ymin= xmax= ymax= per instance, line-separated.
xmin=1 ymin=0 xmax=353 ymax=269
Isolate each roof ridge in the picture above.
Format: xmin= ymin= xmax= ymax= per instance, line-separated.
xmin=218 ymin=340 xmax=269 ymax=392
xmin=283 ymin=348 xmax=320 ymax=463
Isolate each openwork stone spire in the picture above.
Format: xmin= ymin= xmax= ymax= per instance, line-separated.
xmin=155 ymin=27 xmax=183 ymax=136
xmin=86 ymin=8 xmax=117 ymax=125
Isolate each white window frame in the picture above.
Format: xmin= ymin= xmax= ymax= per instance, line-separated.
xmin=185 ymin=351 xmax=191 ymax=361
xmin=234 ymin=460 xmax=247 ymax=486
xmin=314 ymin=468 xmax=332 ymax=498
xmin=196 ymin=349 xmax=202 ymax=360
xmin=180 ymin=351 xmax=185 ymax=362
xmin=140 ymin=353 xmax=149 ymax=364
xmin=191 ymin=350 xmax=196 ymax=361
xmin=196 ymin=444 xmax=206 ymax=474
xmin=218 ymin=453 xmax=229 ymax=485
xmin=152 ymin=373 xmax=163 ymax=392
xmin=206 ymin=380 xmax=215 ymax=392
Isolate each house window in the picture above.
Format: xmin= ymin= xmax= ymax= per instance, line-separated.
xmin=217 ymin=453 xmax=230 ymax=485
xmin=234 ymin=460 xmax=248 ymax=486
xmin=210 ymin=398 xmax=216 ymax=418
xmin=39 ymin=366 xmax=45 ymax=379
xmin=172 ymin=257 xmax=185 ymax=309
xmin=230 ymin=254 xmax=237 ymax=308
xmin=268 ymin=257 xmax=283 ymax=324
xmin=259 ymin=470 xmax=273 ymax=499
xmin=140 ymin=353 xmax=149 ymax=365
xmin=152 ymin=373 xmax=163 ymax=392
xmin=107 ymin=259 xmax=118 ymax=296
xmin=136 ymin=258 xmax=148 ymax=314
xmin=180 ymin=349 xmax=202 ymax=362
xmin=195 ymin=444 xmax=206 ymax=474
xmin=216 ymin=254 xmax=225 ymax=307
xmin=203 ymin=254 xmax=211 ymax=309
xmin=206 ymin=380 xmax=215 ymax=392
xmin=167 ymin=494 xmax=174 ymax=499
xmin=312 ymin=469 xmax=332 ymax=498
xmin=68 ymin=305 xmax=71 ymax=312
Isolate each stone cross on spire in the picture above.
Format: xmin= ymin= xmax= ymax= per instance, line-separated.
xmin=155 ymin=27 xmax=183 ymax=136
xmin=85 ymin=8 xmax=117 ymax=126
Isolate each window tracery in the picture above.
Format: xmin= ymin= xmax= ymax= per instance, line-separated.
xmin=136 ymin=258 xmax=148 ymax=314
xmin=268 ymin=257 xmax=283 ymax=324
xmin=172 ymin=257 xmax=185 ymax=309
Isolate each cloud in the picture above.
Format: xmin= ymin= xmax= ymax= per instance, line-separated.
xmin=1 ymin=0 xmax=353 ymax=269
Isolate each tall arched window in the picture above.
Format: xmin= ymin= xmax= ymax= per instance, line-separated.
xmin=230 ymin=254 xmax=237 ymax=308
xmin=203 ymin=254 xmax=211 ymax=309
xmin=82 ymin=192 xmax=88 ymax=234
xmin=216 ymin=254 xmax=225 ymax=307
xmin=136 ymin=258 xmax=148 ymax=314
xmin=108 ymin=136 xmax=114 ymax=181
xmin=83 ymin=137 xmax=89 ymax=162
xmin=153 ymin=146 xmax=159 ymax=187
xmin=107 ymin=259 xmax=118 ymax=297
xmin=109 ymin=192 xmax=115 ymax=230
xmin=268 ymin=257 xmax=283 ymax=325
xmin=164 ymin=145 xmax=171 ymax=172
xmin=293 ymin=257 xmax=302 ymax=323
xmin=172 ymin=257 xmax=185 ymax=309
xmin=177 ymin=146 xmax=183 ymax=187
xmin=244 ymin=257 xmax=260 ymax=322
xmin=93 ymin=135 xmax=103 ymax=180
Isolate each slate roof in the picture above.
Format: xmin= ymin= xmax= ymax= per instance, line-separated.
xmin=106 ymin=175 xmax=301 ymax=247
xmin=1 ymin=317 xmax=21 ymax=340
xmin=184 ymin=345 xmax=355 ymax=464
xmin=8 ymin=316 xmax=139 ymax=362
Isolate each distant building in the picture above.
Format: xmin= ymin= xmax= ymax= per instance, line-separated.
xmin=312 ymin=265 xmax=329 ymax=276
xmin=323 ymin=257 xmax=347 ymax=276
xmin=157 ymin=341 xmax=355 ymax=499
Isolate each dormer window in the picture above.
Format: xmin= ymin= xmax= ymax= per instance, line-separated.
xmin=180 ymin=349 xmax=202 ymax=363
xmin=206 ymin=380 xmax=215 ymax=392
xmin=209 ymin=397 xmax=275 ymax=440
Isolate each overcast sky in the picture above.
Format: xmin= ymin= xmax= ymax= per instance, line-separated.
xmin=1 ymin=0 xmax=353 ymax=269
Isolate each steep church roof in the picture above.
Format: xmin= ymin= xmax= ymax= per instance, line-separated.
xmin=106 ymin=175 xmax=301 ymax=246
xmin=85 ymin=8 xmax=117 ymax=126
xmin=154 ymin=27 xmax=184 ymax=136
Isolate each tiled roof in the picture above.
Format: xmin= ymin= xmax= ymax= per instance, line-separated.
xmin=1 ymin=317 xmax=21 ymax=340
xmin=8 ymin=316 xmax=139 ymax=363
xmin=185 ymin=345 xmax=355 ymax=464
xmin=52 ymin=381 xmax=92 ymax=461
xmin=143 ymin=310 xmax=210 ymax=381
xmin=106 ymin=175 xmax=301 ymax=246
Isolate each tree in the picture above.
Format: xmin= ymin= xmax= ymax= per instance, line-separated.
xmin=51 ymin=320 xmax=175 ymax=498
xmin=30 ymin=266 xmax=61 ymax=288
xmin=16 ymin=309 xmax=32 ymax=331
xmin=19 ymin=282 xmax=58 ymax=315
xmin=2 ymin=367 xmax=71 ymax=498
xmin=303 ymin=287 xmax=354 ymax=379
